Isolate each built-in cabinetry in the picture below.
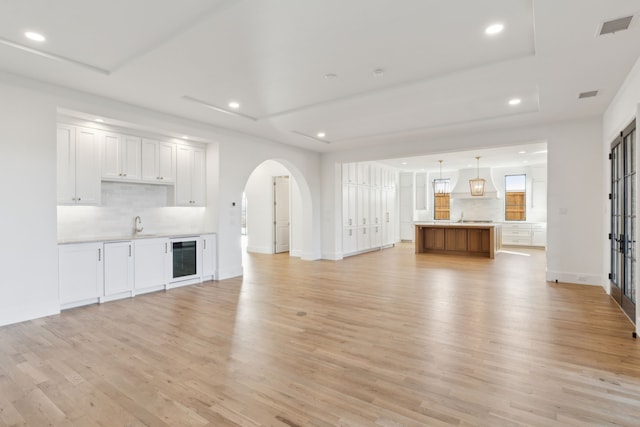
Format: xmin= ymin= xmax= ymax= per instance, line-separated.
xmin=57 ymin=125 xmax=101 ymax=205
xmin=59 ymin=243 xmax=104 ymax=309
xmin=57 ymin=123 xmax=206 ymax=206
xmin=200 ymin=233 xmax=217 ymax=280
xmin=133 ymin=237 xmax=171 ymax=294
xmin=415 ymin=224 xmax=496 ymax=258
xmin=342 ymin=162 xmax=396 ymax=256
xmin=103 ymin=241 xmax=134 ymax=301
xmin=101 ymin=132 xmax=142 ymax=181
xmin=176 ymin=145 xmax=206 ymax=206
xmin=59 ymin=234 xmax=217 ymax=310
xmin=141 ymin=138 xmax=176 ymax=184
xmin=501 ymin=222 xmax=546 ymax=247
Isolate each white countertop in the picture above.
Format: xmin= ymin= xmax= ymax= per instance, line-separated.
xmin=58 ymin=232 xmax=216 ymax=245
xmin=414 ymin=222 xmax=498 ymax=227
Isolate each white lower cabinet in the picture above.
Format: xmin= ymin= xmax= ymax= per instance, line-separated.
xmin=343 ymin=228 xmax=357 ymax=254
xmin=59 ymin=234 xmax=217 ymax=310
xmin=103 ymin=241 xmax=134 ymax=301
xmin=134 ymin=238 xmax=171 ymax=294
xmin=200 ymin=234 xmax=217 ymax=280
xmin=501 ymin=223 xmax=546 ymax=247
xmin=59 ymin=243 xmax=103 ymax=309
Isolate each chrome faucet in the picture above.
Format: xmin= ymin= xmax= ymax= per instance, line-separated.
xmin=134 ymin=216 xmax=144 ymax=234
xmin=458 ymin=211 xmax=464 ymax=223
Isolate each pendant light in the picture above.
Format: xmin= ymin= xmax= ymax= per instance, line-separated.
xmin=433 ymin=160 xmax=448 ymax=194
xmin=469 ymin=156 xmax=486 ymax=196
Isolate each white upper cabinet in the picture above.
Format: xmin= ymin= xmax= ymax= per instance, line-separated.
xmin=176 ymin=145 xmax=206 ymax=206
xmin=57 ymin=124 xmax=101 ymax=205
xmin=141 ymin=138 xmax=176 ymax=184
xmin=101 ymin=132 xmax=142 ymax=181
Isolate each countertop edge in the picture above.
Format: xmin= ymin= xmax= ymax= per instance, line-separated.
xmin=58 ymin=232 xmax=217 ymax=245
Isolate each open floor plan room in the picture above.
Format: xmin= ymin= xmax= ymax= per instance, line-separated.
xmin=1 ymin=244 xmax=638 ymax=426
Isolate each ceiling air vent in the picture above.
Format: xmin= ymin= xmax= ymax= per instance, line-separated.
xmin=599 ymin=16 xmax=633 ymax=35
xmin=578 ymin=90 xmax=598 ymax=99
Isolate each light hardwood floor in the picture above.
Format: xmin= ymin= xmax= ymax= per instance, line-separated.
xmin=1 ymin=244 xmax=639 ymax=426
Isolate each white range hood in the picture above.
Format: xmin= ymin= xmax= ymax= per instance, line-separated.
xmin=450 ymin=167 xmax=500 ymax=199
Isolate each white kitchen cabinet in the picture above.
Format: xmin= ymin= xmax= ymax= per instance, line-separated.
xmin=342 ymin=184 xmax=357 ymax=227
xmin=357 ymin=187 xmax=370 ymax=227
xmin=134 ymin=238 xmax=170 ymax=294
xmin=501 ymin=223 xmax=533 ymax=246
xmin=357 ymin=163 xmax=370 ymax=186
xmin=57 ymin=125 xmax=101 ymax=205
xmin=59 ymin=243 xmax=103 ymax=309
xmin=357 ymin=227 xmax=371 ymax=251
xmin=383 ymin=189 xmax=396 ymax=246
xmin=342 ymin=163 xmax=357 ymax=184
xmin=141 ymin=138 xmax=176 ymax=184
xmin=103 ymin=241 xmax=134 ymax=301
xmin=531 ymin=223 xmax=547 ymax=247
xmin=200 ymin=234 xmax=217 ymax=280
xmin=176 ymin=145 xmax=206 ymax=206
xmin=343 ymin=228 xmax=357 ymax=254
xmin=101 ymin=132 xmax=142 ymax=181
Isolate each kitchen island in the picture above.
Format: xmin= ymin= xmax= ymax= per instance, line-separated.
xmin=415 ymin=222 xmax=500 ymax=258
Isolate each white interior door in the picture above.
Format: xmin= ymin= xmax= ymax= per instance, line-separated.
xmin=274 ymin=176 xmax=290 ymax=253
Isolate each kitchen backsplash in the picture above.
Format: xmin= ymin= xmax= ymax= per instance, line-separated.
xmin=57 ymin=182 xmax=207 ymax=241
xmin=450 ymin=198 xmax=503 ymax=222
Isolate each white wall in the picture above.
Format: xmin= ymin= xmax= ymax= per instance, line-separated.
xmin=321 ymin=118 xmax=603 ymax=286
xmin=244 ymin=160 xmax=302 ymax=255
xmin=0 ymin=80 xmax=60 ymax=326
xmin=603 ymin=55 xmax=640 ymax=329
xmin=0 ymin=71 xmax=321 ymax=326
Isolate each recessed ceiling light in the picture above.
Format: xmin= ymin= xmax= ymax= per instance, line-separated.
xmin=95 ymin=118 xmax=104 ymax=123
xmin=534 ymin=150 xmax=548 ymax=154
xmin=523 ymin=160 xmax=529 ymax=163
xmin=508 ymin=98 xmax=522 ymax=106
xmin=182 ymin=135 xmax=189 ymax=139
xmin=518 ymin=151 xmax=526 ymax=154
xmin=317 ymin=132 xmax=326 ymax=138
xmin=324 ymin=73 xmax=337 ymax=79
xmin=228 ymin=101 xmax=240 ymax=109
xmin=485 ymin=23 xmax=504 ymax=35
xmin=373 ymin=68 xmax=385 ymax=77
xmin=401 ymin=162 xmax=408 ymax=165
xmin=25 ymin=31 xmax=46 ymax=42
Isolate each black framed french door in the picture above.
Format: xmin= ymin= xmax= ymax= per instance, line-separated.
xmin=610 ymin=120 xmax=636 ymax=322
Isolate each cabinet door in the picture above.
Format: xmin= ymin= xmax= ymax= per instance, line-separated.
xmin=342 ymin=185 xmax=357 ymax=227
xmin=104 ymin=241 xmax=134 ymax=296
xmin=158 ymin=141 xmax=176 ymax=183
xmin=57 ymin=124 xmax=76 ymax=204
xmin=445 ymin=228 xmax=467 ymax=251
xmin=191 ymin=147 xmax=206 ymax=206
xmin=357 ymin=163 xmax=370 ymax=185
xmin=201 ymin=234 xmax=217 ymax=279
xmin=134 ymin=238 xmax=169 ymax=292
xmin=424 ymin=228 xmax=445 ymax=250
xmin=357 ymin=187 xmax=370 ymax=226
xmin=468 ymin=229 xmax=490 ymax=253
xmin=59 ymin=243 xmax=103 ymax=306
xmin=371 ymin=225 xmax=382 ymax=247
xmin=370 ymin=188 xmax=382 ymax=227
xmin=102 ymin=132 xmax=121 ymax=180
xmin=74 ymin=127 xmax=101 ymax=205
xmin=176 ymin=145 xmax=193 ymax=205
xmin=121 ymin=135 xmax=142 ymax=181
xmin=343 ymin=228 xmax=357 ymax=255
xmin=141 ymin=138 xmax=160 ymax=182
xmin=357 ymin=227 xmax=371 ymax=251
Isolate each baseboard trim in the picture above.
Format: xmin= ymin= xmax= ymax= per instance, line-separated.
xmin=0 ymin=301 xmax=60 ymax=327
xmin=322 ymin=251 xmax=343 ymax=260
xmin=546 ymin=271 xmax=604 ymax=287
xmin=218 ymin=265 xmax=243 ymax=280
xmin=247 ymin=246 xmax=273 ymax=254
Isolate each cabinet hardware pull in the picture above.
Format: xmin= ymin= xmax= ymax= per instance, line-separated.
xmin=98 ymin=248 xmax=101 ymax=261
xmin=349 ymin=229 xmax=352 ymax=236
xmin=129 ymin=245 xmax=131 ymax=257
xmin=77 ymin=197 xmax=81 ymax=201
xmin=204 ymin=240 xmax=206 ymax=250
xmin=165 ymin=243 xmax=167 ymax=253
xmin=160 ymin=177 xmax=163 ymax=180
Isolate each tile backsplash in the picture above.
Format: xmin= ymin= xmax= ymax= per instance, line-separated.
xmin=58 ymin=182 xmax=208 ymax=241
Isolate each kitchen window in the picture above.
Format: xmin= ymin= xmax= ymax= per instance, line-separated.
xmin=433 ymin=178 xmax=451 ymax=220
xmin=505 ymin=174 xmax=526 ymax=221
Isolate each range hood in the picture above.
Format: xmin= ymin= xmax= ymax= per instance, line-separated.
xmin=450 ymin=167 xmax=500 ymax=199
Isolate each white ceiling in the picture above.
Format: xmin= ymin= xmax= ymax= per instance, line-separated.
xmin=0 ymin=0 xmax=639 ymax=156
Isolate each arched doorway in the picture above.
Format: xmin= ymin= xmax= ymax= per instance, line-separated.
xmin=243 ymin=160 xmax=305 ymax=257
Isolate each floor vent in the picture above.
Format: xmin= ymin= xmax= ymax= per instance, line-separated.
xmin=599 ymin=16 xmax=633 ymax=35
xmin=578 ymin=90 xmax=598 ymax=99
